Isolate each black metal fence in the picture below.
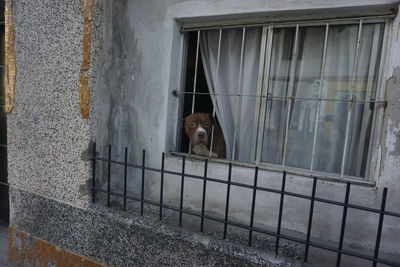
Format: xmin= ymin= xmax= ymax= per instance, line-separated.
xmin=91 ymin=142 xmax=400 ymax=267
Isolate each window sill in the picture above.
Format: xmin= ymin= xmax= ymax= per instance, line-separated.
xmin=169 ymin=152 xmax=376 ymax=187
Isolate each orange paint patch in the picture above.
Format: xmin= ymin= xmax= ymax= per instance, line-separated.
xmin=4 ymin=0 xmax=17 ymax=114
xmin=8 ymin=227 xmax=104 ymax=267
xmin=79 ymin=0 xmax=93 ymax=119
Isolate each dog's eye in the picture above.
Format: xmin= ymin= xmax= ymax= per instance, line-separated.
xmin=190 ymin=122 xmax=196 ymax=127
xmin=204 ymin=122 xmax=209 ymax=127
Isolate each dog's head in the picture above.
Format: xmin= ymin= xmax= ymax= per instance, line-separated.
xmin=182 ymin=113 xmax=215 ymax=147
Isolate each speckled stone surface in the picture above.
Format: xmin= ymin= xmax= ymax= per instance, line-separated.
xmin=9 ymin=188 xmax=306 ymax=266
xmin=7 ymin=0 xmax=103 ymax=207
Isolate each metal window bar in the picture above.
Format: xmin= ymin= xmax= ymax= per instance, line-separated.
xmin=189 ymin=30 xmax=201 ymax=155
xmin=254 ymin=25 xmax=271 ymax=164
xmin=91 ymin=143 xmax=400 ymax=267
xmin=178 ymin=90 xmax=387 ymax=104
xmin=310 ymin=23 xmax=329 ymax=173
xmin=340 ymin=20 xmax=363 ymax=177
xmin=232 ymin=27 xmax=246 ymax=160
xmin=208 ymin=28 xmax=222 ymax=157
xmin=364 ymin=19 xmax=390 ymax=181
xmin=282 ymin=25 xmax=300 ymax=168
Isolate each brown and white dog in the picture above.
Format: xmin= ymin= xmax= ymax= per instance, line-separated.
xmin=182 ymin=113 xmax=226 ymax=158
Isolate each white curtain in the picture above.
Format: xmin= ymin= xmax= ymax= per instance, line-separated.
xmin=262 ymin=24 xmax=383 ymax=176
xmin=200 ymin=23 xmax=383 ymax=176
xmin=200 ymin=28 xmax=262 ymax=162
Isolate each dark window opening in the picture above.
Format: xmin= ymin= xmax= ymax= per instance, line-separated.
xmin=180 ymin=31 xmax=214 ymax=153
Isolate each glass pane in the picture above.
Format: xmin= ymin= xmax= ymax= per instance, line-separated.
xmin=313 ymin=23 xmax=384 ymax=176
xmin=312 ymin=24 xmax=359 ymax=174
xmin=342 ymin=23 xmax=384 ymax=176
xmin=261 ymin=23 xmax=384 ymax=178
xmin=285 ymin=26 xmax=325 ymax=169
xmin=261 ymin=27 xmax=295 ymax=164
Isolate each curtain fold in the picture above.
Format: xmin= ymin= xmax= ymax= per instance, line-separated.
xmin=200 ymin=28 xmax=262 ymax=162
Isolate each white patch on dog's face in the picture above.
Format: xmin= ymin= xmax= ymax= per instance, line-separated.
xmin=193 ymin=126 xmax=208 ymax=145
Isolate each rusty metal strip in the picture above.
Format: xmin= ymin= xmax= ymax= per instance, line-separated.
xmin=79 ymin=0 xmax=93 ymax=119
xmin=4 ymin=0 xmax=16 ymax=114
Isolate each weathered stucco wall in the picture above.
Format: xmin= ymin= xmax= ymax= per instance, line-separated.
xmin=7 ymin=0 xmax=103 ymax=207
xmin=6 ymin=0 xmax=400 ymax=265
xmin=92 ymin=0 xmax=400 ymax=258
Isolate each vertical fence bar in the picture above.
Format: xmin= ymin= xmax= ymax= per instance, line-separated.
xmin=159 ymin=153 xmax=165 ymax=221
xmin=223 ymin=163 xmax=233 ymax=239
xmin=248 ymin=166 xmax=259 ymax=246
xmin=209 ymin=29 xmax=222 ymax=157
xmin=336 ymin=182 xmax=351 ymax=267
xmin=310 ymin=23 xmax=329 ymax=172
xmin=91 ymin=142 xmax=96 ymax=203
xmin=123 ymin=146 xmax=128 ymax=211
xmin=341 ymin=20 xmax=363 ymax=177
xmin=141 ymin=149 xmax=146 ymax=216
xmin=282 ymin=25 xmax=300 ymax=168
xmin=107 ymin=145 xmax=111 ymax=207
xmin=232 ymin=27 xmax=246 ymax=160
xmin=304 ymin=177 xmax=317 ymax=262
xmin=179 ymin=156 xmax=186 ymax=227
xmin=200 ymin=159 xmax=208 ymax=232
xmin=275 ymin=171 xmax=287 ymax=256
xmin=372 ymin=187 xmax=387 ymax=267
xmin=189 ymin=30 xmax=201 ymax=154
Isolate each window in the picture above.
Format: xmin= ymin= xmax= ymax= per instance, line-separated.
xmin=178 ymin=18 xmax=386 ymax=179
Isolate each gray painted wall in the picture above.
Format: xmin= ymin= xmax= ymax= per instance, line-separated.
xmin=6 ymin=0 xmax=400 ymax=263
xmin=92 ymin=0 xmax=400 ymax=257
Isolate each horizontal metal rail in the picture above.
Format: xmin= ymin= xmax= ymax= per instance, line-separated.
xmin=93 ymin=156 xmax=400 ymax=218
xmin=174 ymin=91 xmax=387 ymax=104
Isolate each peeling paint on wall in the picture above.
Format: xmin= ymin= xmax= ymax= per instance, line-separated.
xmin=4 ymin=0 xmax=16 ymax=114
xmin=79 ymin=0 xmax=93 ymax=119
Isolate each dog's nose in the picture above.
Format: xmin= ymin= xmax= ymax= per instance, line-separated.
xmin=198 ymin=132 xmax=205 ymax=139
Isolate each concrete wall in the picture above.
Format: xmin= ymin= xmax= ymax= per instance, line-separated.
xmin=6 ymin=0 xmax=400 ymax=265
xmin=92 ymin=0 xmax=400 ymax=258
xmin=7 ymin=0 xmax=104 ymax=208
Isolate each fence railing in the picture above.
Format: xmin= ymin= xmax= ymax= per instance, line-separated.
xmin=91 ymin=142 xmax=400 ymax=267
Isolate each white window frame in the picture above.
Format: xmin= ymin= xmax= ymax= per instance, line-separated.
xmin=173 ymin=15 xmax=392 ymax=185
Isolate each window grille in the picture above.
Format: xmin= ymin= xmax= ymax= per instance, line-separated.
xmin=177 ymin=17 xmax=388 ymax=180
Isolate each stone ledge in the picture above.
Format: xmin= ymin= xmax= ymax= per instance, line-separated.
xmin=9 ymin=187 xmax=305 ymax=266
